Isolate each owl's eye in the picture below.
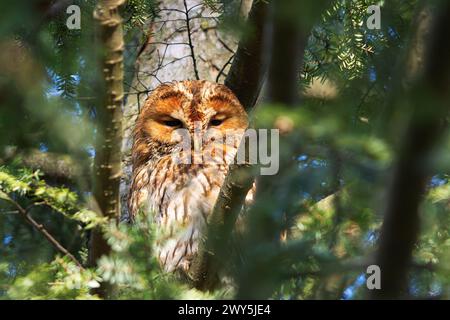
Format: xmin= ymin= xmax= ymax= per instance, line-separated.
xmin=163 ymin=119 xmax=182 ymax=127
xmin=210 ymin=119 xmax=224 ymax=126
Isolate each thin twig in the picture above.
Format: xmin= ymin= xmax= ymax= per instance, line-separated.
xmin=328 ymin=146 xmax=343 ymax=250
xmin=183 ymin=0 xmax=200 ymax=80
xmin=216 ymin=54 xmax=234 ymax=83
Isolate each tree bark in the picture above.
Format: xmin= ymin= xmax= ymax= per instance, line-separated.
xmin=224 ymin=0 xmax=270 ymax=111
xmin=89 ymin=0 xmax=126 ymax=298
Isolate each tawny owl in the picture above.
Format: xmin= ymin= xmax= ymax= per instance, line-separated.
xmin=128 ymin=80 xmax=248 ymax=275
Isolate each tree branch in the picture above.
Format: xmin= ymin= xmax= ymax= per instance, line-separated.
xmin=189 ymin=0 xmax=270 ymax=290
xmin=189 ymin=163 xmax=256 ymax=290
xmin=215 ymin=53 xmax=234 ymax=83
xmin=0 ymin=146 xmax=86 ymax=182
xmin=0 ymin=194 xmax=84 ymax=269
xmin=224 ymin=0 xmax=270 ymax=111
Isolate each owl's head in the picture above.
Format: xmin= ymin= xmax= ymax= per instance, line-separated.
xmin=132 ymin=80 xmax=248 ymax=166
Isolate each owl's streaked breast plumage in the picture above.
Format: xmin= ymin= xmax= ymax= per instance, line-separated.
xmin=128 ymin=80 xmax=248 ymax=274
xmin=133 ymin=151 xmax=236 ymax=272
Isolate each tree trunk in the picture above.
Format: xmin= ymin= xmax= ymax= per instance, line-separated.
xmin=89 ymin=0 xmax=126 ymax=298
xmin=372 ymin=1 xmax=450 ymax=299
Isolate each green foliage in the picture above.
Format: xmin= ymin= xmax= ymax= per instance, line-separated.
xmin=4 ymin=258 xmax=100 ymax=300
xmin=0 ymin=167 xmax=104 ymax=227
xmin=1 ymin=206 xmax=221 ymax=300
xmin=0 ymin=167 xmax=221 ymax=299
xmin=303 ymin=0 xmax=418 ymax=84
xmin=98 ymin=214 xmax=224 ymax=299
xmin=123 ymin=0 xmax=157 ymax=31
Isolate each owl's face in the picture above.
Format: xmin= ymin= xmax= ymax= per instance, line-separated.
xmin=133 ymin=80 xmax=248 ymax=166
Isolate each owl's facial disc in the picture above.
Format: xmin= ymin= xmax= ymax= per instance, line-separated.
xmin=135 ymin=81 xmax=249 ymax=165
